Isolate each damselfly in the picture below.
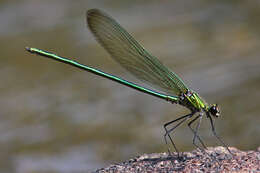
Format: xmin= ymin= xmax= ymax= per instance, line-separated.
xmin=26 ymin=9 xmax=231 ymax=158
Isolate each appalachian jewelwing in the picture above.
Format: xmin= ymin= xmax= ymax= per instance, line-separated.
xmin=26 ymin=9 xmax=232 ymax=157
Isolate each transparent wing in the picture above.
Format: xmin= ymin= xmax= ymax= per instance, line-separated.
xmin=87 ymin=9 xmax=188 ymax=95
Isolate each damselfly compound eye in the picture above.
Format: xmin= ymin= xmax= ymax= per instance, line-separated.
xmin=210 ymin=104 xmax=220 ymax=117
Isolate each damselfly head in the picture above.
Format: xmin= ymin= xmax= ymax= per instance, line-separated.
xmin=209 ymin=104 xmax=220 ymax=117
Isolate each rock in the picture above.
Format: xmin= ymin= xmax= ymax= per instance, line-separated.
xmin=94 ymin=146 xmax=260 ymax=173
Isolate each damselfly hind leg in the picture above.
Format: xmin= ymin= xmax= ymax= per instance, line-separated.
xmin=163 ymin=112 xmax=194 ymax=159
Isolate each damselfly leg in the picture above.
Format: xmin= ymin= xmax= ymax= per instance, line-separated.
xmin=208 ymin=115 xmax=233 ymax=155
xmin=164 ymin=112 xmax=194 ymax=158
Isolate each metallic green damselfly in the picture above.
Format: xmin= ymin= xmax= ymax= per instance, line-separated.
xmin=26 ymin=9 xmax=231 ymax=158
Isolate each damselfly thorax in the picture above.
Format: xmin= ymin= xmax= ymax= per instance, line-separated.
xmin=178 ymin=90 xmax=209 ymax=113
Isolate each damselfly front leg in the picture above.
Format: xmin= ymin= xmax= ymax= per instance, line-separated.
xmin=208 ymin=114 xmax=233 ymax=155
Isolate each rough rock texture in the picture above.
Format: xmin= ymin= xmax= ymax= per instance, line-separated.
xmin=94 ymin=146 xmax=260 ymax=173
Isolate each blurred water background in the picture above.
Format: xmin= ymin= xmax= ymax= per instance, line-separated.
xmin=1 ymin=0 xmax=260 ymax=172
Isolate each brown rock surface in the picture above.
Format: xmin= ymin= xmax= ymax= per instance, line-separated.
xmin=94 ymin=146 xmax=260 ymax=173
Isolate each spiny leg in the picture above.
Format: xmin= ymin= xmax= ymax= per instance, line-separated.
xmin=164 ymin=117 xmax=188 ymax=158
xmin=164 ymin=112 xmax=194 ymax=158
xmin=188 ymin=114 xmax=207 ymax=151
xmin=208 ymin=115 xmax=233 ymax=155
xmin=188 ymin=114 xmax=220 ymax=164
